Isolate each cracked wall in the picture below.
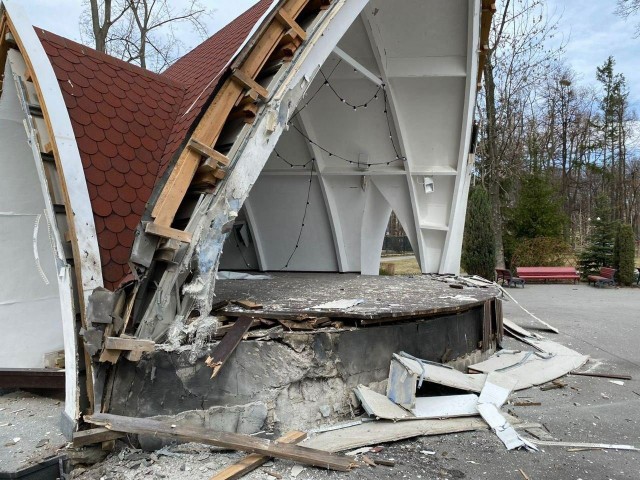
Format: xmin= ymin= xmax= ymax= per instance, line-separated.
xmin=109 ymin=307 xmax=489 ymax=437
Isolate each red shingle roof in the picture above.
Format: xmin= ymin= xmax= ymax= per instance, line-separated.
xmin=34 ymin=0 xmax=275 ymax=290
xmin=36 ymin=29 xmax=185 ymax=290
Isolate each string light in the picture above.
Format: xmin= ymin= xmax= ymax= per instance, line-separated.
xmin=274 ymin=149 xmax=313 ymax=168
xmin=280 ymin=159 xmax=315 ymax=270
xmin=274 ymin=59 xmax=409 ymax=267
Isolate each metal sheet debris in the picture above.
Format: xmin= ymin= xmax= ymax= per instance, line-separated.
xmin=477 ymin=372 xmax=537 ymax=451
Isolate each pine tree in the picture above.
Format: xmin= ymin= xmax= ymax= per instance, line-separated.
xmin=508 ymin=173 xmax=567 ymax=240
xmin=462 ymin=186 xmax=496 ymax=279
xmin=579 ymin=196 xmax=616 ymax=278
xmin=614 ymin=223 xmax=636 ymax=286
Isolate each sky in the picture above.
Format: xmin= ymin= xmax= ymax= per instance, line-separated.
xmin=21 ymin=0 xmax=640 ymax=110
xmin=546 ymin=0 xmax=640 ymax=110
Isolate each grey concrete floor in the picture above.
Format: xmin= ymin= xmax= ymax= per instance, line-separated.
xmin=291 ymin=283 xmax=640 ymax=480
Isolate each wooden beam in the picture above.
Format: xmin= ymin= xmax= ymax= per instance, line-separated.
xmin=210 ymin=430 xmax=306 ymax=480
xmin=188 ymin=138 xmax=230 ymax=166
xmin=73 ymin=428 xmax=125 ymax=448
xmin=150 ymin=0 xmax=310 ymax=228
xmin=0 ymin=368 xmax=64 ymax=389
xmin=145 ymin=222 xmax=192 ymax=243
xmin=214 ymin=319 xmax=262 ymax=339
xmin=231 ymin=69 xmax=269 ymax=100
xmin=205 ymin=316 xmax=254 ymax=378
xmin=275 ymin=9 xmax=307 ymax=41
xmin=86 ymin=413 xmax=358 ymax=471
xmin=103 ymin=336 xmax=155 ymax=352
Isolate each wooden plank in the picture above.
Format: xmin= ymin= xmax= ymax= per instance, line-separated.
xmin=73 ymin=427 xmax=124 ymax=448
xmin=232 ymin=299 xmax=263 ymax=310
xmin=210 ymin=430 xmax=306 ymax=480
xmin=85 ymin=413 xmax=358 ymax=472
xmin=275 ymin=9 xmax=307 ymax=40
xmin=214 ymin=318 xmax=262 ymax=339
xmin=0 ymin=368 xmax=64 ymax=389
xmin=205 ymin=316 xmax=254 ymax=378
xmin=188 ymin=138 xmax=230 ymax=166
xmin=231 ymin=69 xmax=269 ymax=100
xmin=103 ymin=336 xmax=155 ymax=352
xmin=145 ymin=222 xmax=192 ymax=243
xmin=151 ymin=0 xmax=310 ymax=227
xmin=304 ymin=416 xmax=491 ymax=453
xmin=482 ymin=300 xmax=491 ymax=351
xmin=570 ymin=371 xmax=632 ymax=381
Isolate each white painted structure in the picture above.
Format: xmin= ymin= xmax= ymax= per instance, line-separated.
xmin=0 ymin=0 xmax=489 ymax=431
xmin=220 ymin=0 xmax=479 ymax=275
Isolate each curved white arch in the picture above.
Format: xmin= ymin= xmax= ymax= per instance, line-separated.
xmin=4 ymin=0 xmax=103 ymax=300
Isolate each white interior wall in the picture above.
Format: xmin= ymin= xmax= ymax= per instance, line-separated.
xmin=246 ymin=175 xmax=338 ymax=271
xmin=219 ymin=0 xmax=477 ymax=275
xmin=0 ymin=54 xmax=63 ymax=368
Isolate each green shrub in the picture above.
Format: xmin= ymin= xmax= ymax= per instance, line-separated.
xmin=511 ymin=237 xmax=573 ymax=268
xmin=462 ymin=186 xmax=496 ymax=279
xmin=614 ymin=223 xmax=636 ymax=286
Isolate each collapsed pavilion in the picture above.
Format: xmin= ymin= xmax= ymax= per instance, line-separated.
xmin=0 ymin=0 xmax=496 ymax=435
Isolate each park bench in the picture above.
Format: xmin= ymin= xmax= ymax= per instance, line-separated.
xmin=587 ymin=267 xmax=616 ymax=288
xmin=515 ymin=266 xmax=580 ymax=284
xmin=495 ymin=268 xmax=525 ymax=288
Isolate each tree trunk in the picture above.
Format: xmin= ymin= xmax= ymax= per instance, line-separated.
xmin=482 ymin=54 xmax=505 ymax=268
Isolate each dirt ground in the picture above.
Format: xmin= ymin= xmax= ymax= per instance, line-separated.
xmin=0 ymin=389 xmax=66 ymax=474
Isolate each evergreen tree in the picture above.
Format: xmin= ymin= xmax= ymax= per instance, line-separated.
xmin=462 ymin=186 xmax=496 ymax=279
xmin=614 ymin=223 xmax=636 ymax=285
xmin=508 ymin=173 xmax=567 ymax=239
xmin=579 ymin=196 xmax=616 ymax=278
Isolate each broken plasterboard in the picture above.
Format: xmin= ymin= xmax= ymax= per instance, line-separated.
xmin=387 ymin=353 xmax=487 ymax=408
xmin=355 ymin=385 xmax=478 ymax=420
xmin=412 ymin=394 xmax=479 ymax=418
xmin=477 ymin=372 xmax=537 ymax=451
xmin=469 ymin=339 xmax=588 ymax=390
xmin=354 ymin=385 xmax=413 ymax=420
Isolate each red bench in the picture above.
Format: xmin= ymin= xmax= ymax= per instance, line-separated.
xmin=515 ymin=266 xmax=579 ymax=284
xmin=587 ymin=267 xmax=616 ymax=287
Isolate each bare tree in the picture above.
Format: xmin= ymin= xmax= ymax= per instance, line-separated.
xmin=80 ymin=0 xmax=211 ymax=72
xmin=476 ymin=0 xmax=564 ymax=266
xmin=616 ymin=0 xmax=640 ymax=36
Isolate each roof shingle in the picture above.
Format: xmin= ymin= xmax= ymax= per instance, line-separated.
xmin=33 ymin=0 xmax=276 ymax=290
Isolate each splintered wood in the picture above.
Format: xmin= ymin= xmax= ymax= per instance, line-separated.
xmin=85 ymin=414 xmax=359 ymax=471
xmin=205 ymin=317 xmax=254 ymax=378
xmin=210 ymin=430 xmax=306 ymax=480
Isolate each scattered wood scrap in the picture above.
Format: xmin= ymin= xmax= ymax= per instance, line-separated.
xmin=73 ymin=427 xmax=124 ymax=448
xmin=540 ymin=379 xmax=566 ymax=391
xmin=86 ymin=414 xmax=359 ymax=472
xmin=570 ymin=371 xmax=632 ymax=381
xmin=511 ymin=401 xmax=541 ymax=407
xmin=526 ymin=439 xmax=638 ymax=451
xmin=232 ymin=300 xmax=263 ymax=310
xmin=206 ymin=317 xmax=254 ymax=378
xmin=210 ymin=430 xmax=306 ymax=480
